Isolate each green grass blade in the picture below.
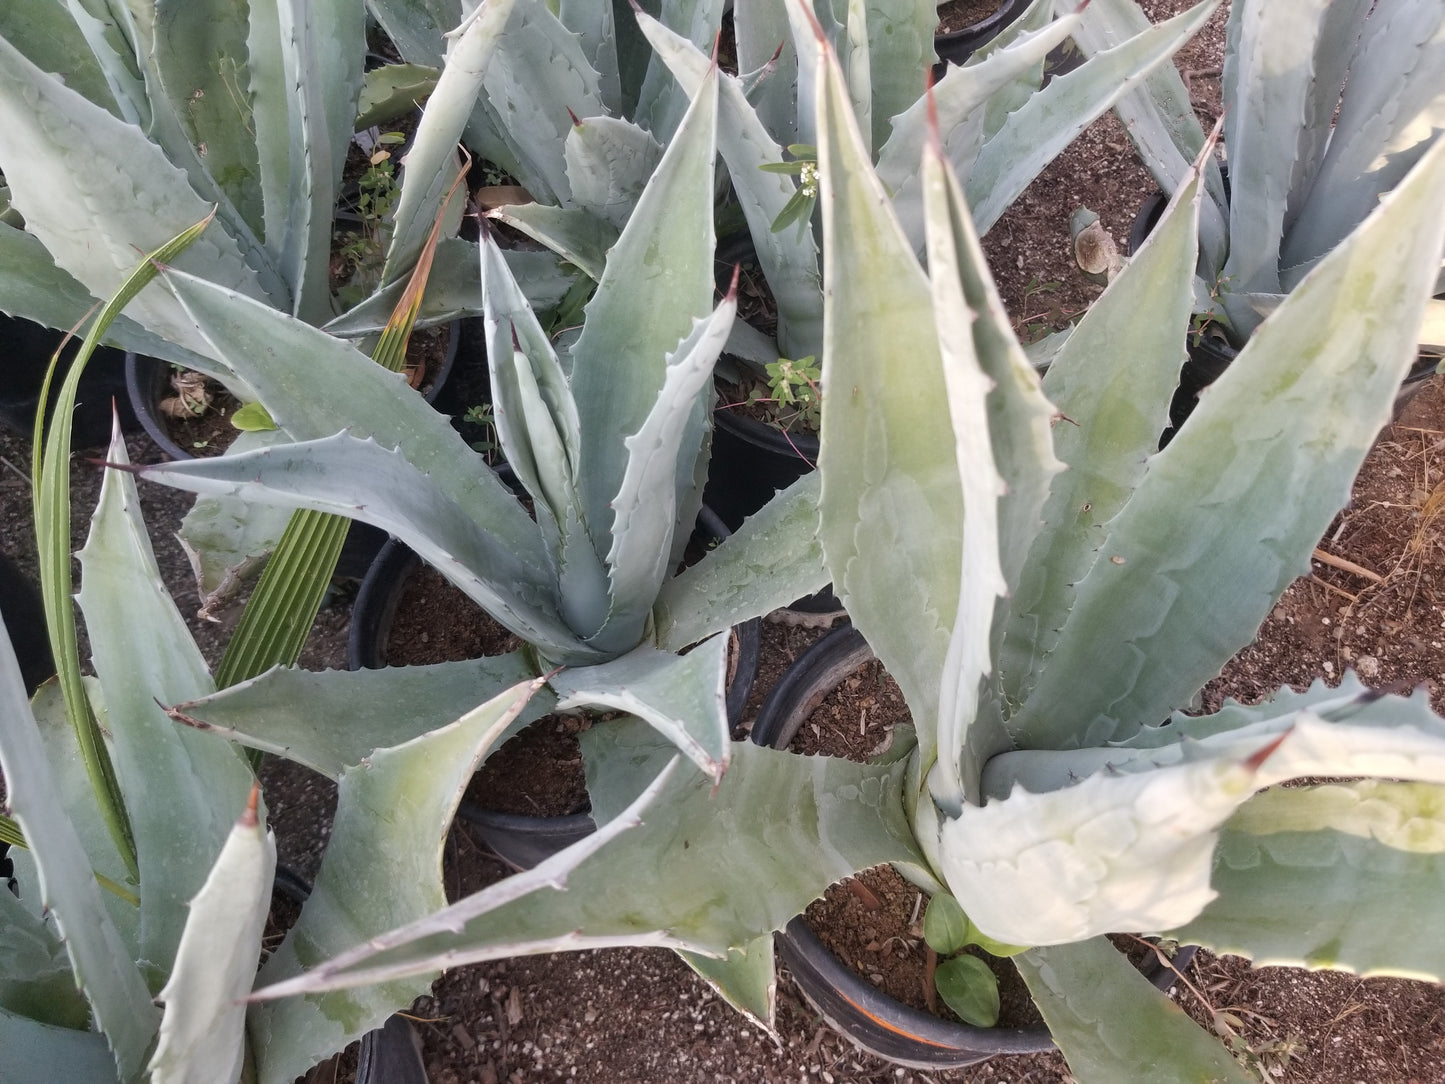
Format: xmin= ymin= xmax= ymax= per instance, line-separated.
xmin=215 ymin=172 xmax=464 ymax=689
xmin=213 ymin=510 xmax=351 ymax=690
xmin=32 ymin=212 xmax=217 ymax=883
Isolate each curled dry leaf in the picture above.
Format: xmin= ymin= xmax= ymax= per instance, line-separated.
xmin=159 ymin=370 xmax=213 ymax=418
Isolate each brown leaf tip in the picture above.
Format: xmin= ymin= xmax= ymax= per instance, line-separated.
xmin=242 ymin=782 xmax=261 ymax=827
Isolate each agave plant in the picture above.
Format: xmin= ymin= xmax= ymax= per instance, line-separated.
xmin=0 ymin=0 xmax=364 ymax=362
xmin=635 ymin=0 xmax=1223 ymax=370
xmin=1070 ymin=0 xmax=1445 ymax=345
xmin=0 ymin=234 xmax=553 ymax=1084
xmin=0 ymin=0 xmax=581 ymax=369
xmin=206 ymin=28 xmax=1445 ymax=1080
xmin=117 ymin=65 xmax=826 ymax=787
xmin=0 ymin=0 xmax=604 ymax=678
xmin=88 ymin=53 xmax=829 ymax=1029
xmin=373 ymin=0 xmax=1219 ymax=372
xmin=0 ymin=505 xmax=547 ymax=1084
xmin=327 ymin=0 xmax=716 ymax=340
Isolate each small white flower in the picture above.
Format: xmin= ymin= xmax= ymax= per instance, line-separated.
xmin=799 ymin=162 xmax=818 ymax=199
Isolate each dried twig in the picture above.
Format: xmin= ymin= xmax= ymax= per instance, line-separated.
xmin=1312 ymin=546 xmax=1384 ymax=583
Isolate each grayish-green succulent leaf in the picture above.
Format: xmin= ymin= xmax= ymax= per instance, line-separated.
xmin=249 ymin=674 xmax=547 ymax=1084
xmin=135 ymin=434 xmax=595 ymax=662
xmin=918 ymin=134 xmax=1012 ymax=814
xmin=968 ymin=0 xmax=1056 ymax=138
xmin=384 ymin=0 xmax=516 ymax=284
xmin=1218 ymin=0 xmax=1334 ymax=299
xmin=0 ymin=222 xmax=216 ymax=372
xmin=966 ymin=0 xmax=1220 ymax=236
xmin=1016 ymin=937 xmax=1257 ymax=1084
xmin=487 ymin=203 xmax=618 ymax=283
xmin=1007 ymin=134 xmax=1445 ymax=751
xmin=564 ymin=115 xmax=665 ymax=230
xmin=0 ymin=616 xmax=157 ymax=1080
xmin=0 ymin=33 xmax=277 ymax=356
xmin=572 ymin=708 xmax=780 ymax=1023
xmin=1068 ymin=0 xmax=1228 ymax=276
xmin=478 ymin=226 xmax=609 ymax=640
xmin=51 ymin=0 xmax=147 ymax=126
xmin=246 ymin=0 xmax=289 ymax=247
xmin=149 ymin=0 xmax=266 ymax=239
xmin=266 ymin=0 xmax=367 ymax=324
xmin=598 ymin=296 xmax=734 ymax=654
xmin=999 ymin=158 xmax=1203 ymax=713
xmin=78 ymin=430 xmax=256 ymax=979
xmin=254 ymin=746 xmax=692 ymax=1000
xmin=469 ymin=0 xmax=609 ymax=206
xmin=552 ymin=637 xmax=731 ymax=782
xmin=0 ymin=885 xmax=90 ymax=1030
xmin=124 ymin=2 xmax=286 ymax=280
xmin=176 ymin=430 xmax=295 ymax=613
xmin=0 ymin=1 xmax=121 ymax=115
xmin=0 ymin=1007 xmax=118 ymax=1084
xmin=814 ymin=36 xmax=965 ymax=797
xmin=632 ymin=0 xmax=726 ymax=144
xmin=1278 ymin=0 xmax=1445 ymax=285
xmin=251 ymin=720 xmax=923 ymax=999
xmin=364 ymin=0 xmax=456 ymax=66
xmin=838 ymin=0 xmax=874 ymax=163
xmin=324 ymin=240 xmax=576 ymax=335
xmin=357 ymin=62 xmax=440 ymax=129
xmin=568 ymin=65 xmax=718 ymax=573
xmin=855 ymin=0 xmax=936 ymax=153
xmin=13 ymin=683 xmax=139 ymax=947
xmin=1423 ymin=296 xmax=1445 ymax=353
xmin=560 ymin=0 xmax=622 ymax=113
xmin=168 ymin=651 xmax=550 ymax=779
xmin=35 ymin=0 xmax=275 ymax=291
xmin=734 ymin=0 xmax=796 ymax=144
xmin=947 ymin=683 xmax=1445 ymax=946
xmin=148 ymin=795 xmax=275 ymax=1084
xmin=1173 ymin=780 xmax=1445 ymax=980
xmin=637 ymin=10 xmax=825 ymax=361
xmin=653 ymin=471 xmax=828 ymax=653
xmin=478 ymin=225 xmax=585 ymax=491
xmin=879 ymin=9 xmax=1082 ymax=248
xmin=1277 ymin=0 xmax=1376 ymax=225
xmin=913 ymin=104 xmax=1064 ymax=801
xmin=721 ymin=317 xmax=784 ymax=369
xmin=679 ymin=938 xmax=777 ymax=1031
xmin=158 ymin=268 xmax=544 ymax=562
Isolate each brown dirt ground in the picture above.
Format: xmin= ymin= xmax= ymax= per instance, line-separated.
xmin=7 ymin=1 xmax=1445 ymax=1081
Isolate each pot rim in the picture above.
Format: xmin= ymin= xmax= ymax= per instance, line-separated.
xmin=752 ymin=622 xmax=1197 ymax=1067
xmin=124 ymin=321 xmax=460 ymax=461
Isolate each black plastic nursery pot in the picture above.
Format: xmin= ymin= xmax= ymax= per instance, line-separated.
xmin=1127 ymin=183 xmax=1436 ymax=437
xmin=0 ymin=550 xmax=54 ymax=697
xmin=0 ymin=313 xmax=139 ymax=447
xmin=1124 ymin=189 xmax=1240 ymax=447
xmin=125 ymin=325 xmax=459 ymax=577
xmin=707 ymin=237 xmax=840 ymax=618
xmin=348 ymin=506 xmax=763 ymax=870
xmin=706 ymin=232 xmax=821 ymax=534
xmin=271 ymin=867 xmax=428 ymax=1084
xmin=125 ymin=323 xmax=460 ymax=461
xmin=933 ymin=0 xmax=1034 ymax=68
xmin=749 ymin=623 xmax=1197 ymax=1069
xmin=704 ymin=404 xmax=820 ymax=531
